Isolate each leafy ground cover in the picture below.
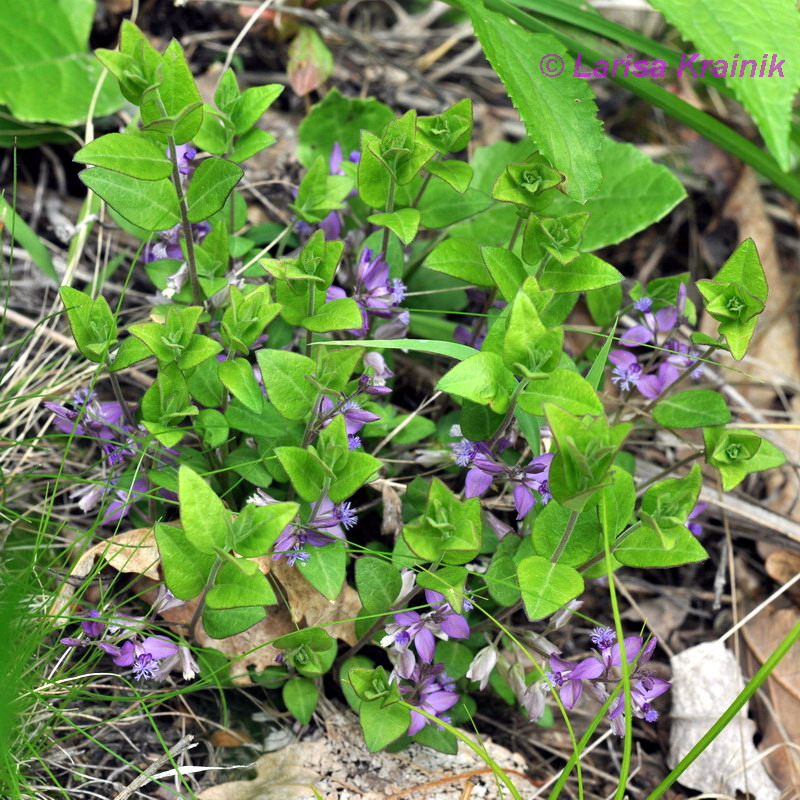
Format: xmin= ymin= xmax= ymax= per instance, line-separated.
xmin=2 ymin=1 xmax=800 ymax=798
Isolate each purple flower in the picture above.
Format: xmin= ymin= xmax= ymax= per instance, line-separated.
xmin=81 ymin=610 xmax=105 ymax=638
xmin=400 ymin=663 xmax=460 ymax=736
xmin=633 ymin=296 xmax=653 ymax=312
xmin=637 ymin=361 xmax=680 ymax=399
xmin=608 ymin=675 xmax=671 ymax=730
xmin=609 ymin=350 xmax=643 ymax=391
xmin=511 ymin=454 xmax=554 ymax=519
xmin=362 ymin=352 xmax=393 ymax=395
xmin=546 ymin=653 xmax=605 ymax=709
xmin=44 ymin=389 xmax=126 ymax=440
xmin=590 ymin=626 xmax=616 ymax=650
xmin=466 ymin=645 xmax=498 ymax=690
xmin=381 ymin=610 xmax=437 ymax=679
xmin=665 ymin=339 xmax=704 ymax=380
xmin=143 ymin=220 xmax=211 ymax=263
xmin=100 ymin=478 xmax=150 ymax=525
xmin=111 ymin=636 xmax=180 ymax=681
xmin=320 ymin=397 xmax=380 ymax=435
xmin=454 ymin=325 xmax=484 ymax=349
xmin=314 ymin=497 xmax=358 ymax=532
xmin=686 ymin=502 xmax=707 ymax=536
xmin=172 ymin=143 xmax=197 ymax=175
xmin=621 ymin=286 xmax=686 ymax=348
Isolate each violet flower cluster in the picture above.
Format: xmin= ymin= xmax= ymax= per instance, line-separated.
xmin=610 ymin=286 xmax=703 ymax=399
xmin=542 ymin=627 xmax=670 ymax=735
xmin=452 ymin=434 xmax=553 ymax=521
xmin=61 ymin=590 xmax=199 ymax=682
xmin=43 ymin=389 xmax=149 ymax=524
xmin=327 ymin=247 xmax=408 ymax=339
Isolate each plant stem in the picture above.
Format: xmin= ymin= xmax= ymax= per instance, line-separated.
xmin=411 ymin=171 xmax=433 ymax=208
xmin=578 ymin=521 xmax=642 ymax=573
xmin=487 ymin=378 xmax=529 ymax=450
xmin=551 ymin=509 xmax=579 ymax=563
xmin=166 ymin=137 xmax=203 ymax=308
xmin=380 ymin=177 xmax=396 ymax=258
xmin=189 ymin=559 xmax=223 ymax=640
xmin=107 ymin=369 xmax=137 ymax=430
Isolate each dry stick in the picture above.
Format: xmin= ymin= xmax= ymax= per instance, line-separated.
xmin=112 ymin=735 xmax=196 ymax=800
xmin=383 ymin=767 xmax=539 ymax=800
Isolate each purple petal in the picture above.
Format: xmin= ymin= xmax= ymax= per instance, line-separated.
xmin=96 ymin=642 xmax=122 ymax=657
xmin=397 ymin=648 xmax=416 ymax=680
xmin=141 ymin=636 xmax=179 ymax=660
xmin=619 ymin=325 xmax=653 ymax=346
xmin=637 ymin=677 xmax=671 ymax=700
xmin=514 ymin=485 xmax=535 ymax=520
xmin=440 ymin=613 xmax=470 ymax=640
xmin=112 ymin=641 xmax=136 ymax=666
xmin=654 ymin=306 xmax=677 ymax=332
xmin=569 ymin=657 xmax=604 ymax=680
xmin=636 ymin=373 xmax=663 ymax=399
xmin=394 ymin=610 xmax=421 ymax=626
xmin=407 ymin=710 xmax=427 ymax=736
xmin=560 ymin=679 xmax=583 ymax=710
xmin=424 ymin=590 xmax=445 ymax=606
xmin=465 ymin=467 xmax=493 ymax=498
xmin=609 ymin=636 xmax=644 ymax=668
xmin=414 ymin=628 xmax=436 ymax=663
xmin=326 ymin=285 xmax=347 ymax=302
xmin=425 ymin=690 xmax=460 ymax=714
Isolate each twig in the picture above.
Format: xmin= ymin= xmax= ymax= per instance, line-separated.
xmin=112 ymin=734 xmax=196 ymax=800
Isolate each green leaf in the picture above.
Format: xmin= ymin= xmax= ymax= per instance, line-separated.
xmin=255 ymin=350 xmax=317 ymax=421
xmin=461 ymin=0 xmax=603 ymax=202
xmin=178 ymin=466 xmax=230 ymax=554
xmin=328 ymin=451 xmax=381 ymax=504
xmin=218 ymin=358 xmax=264 ymax=412
xmin=206 ymin=562 xmax=277 ymax=609
xmin=302 ymin=297 xmax=363 ymax=332
xmin=532 ymin=504 xmax=600 ymax=566
xmin=424 ymin=238 xmax=492 ymax=286
xmin=234 ymin=501 xmax=299 ymax=558
xmin=178 ymin=335 xmax=223 ymax=370
xmin=598 ymin=467 xmax=636 ymax=539
xmin=652 ymin=389 xmax=732 ymax=428
xmin=186 ymin=158 xmax=243 ymax=223
xmin=340 ymin=656 xmax=375 ymax=711
xmin=154 ymin=523 xmax=215 ymax=600
xmin=538 ymin=253 xmax=623 ymax=293
xmin=79 ymin=168 xmax=180 ymax=231
xmin=230 ymin=128 xmax=276 ymax=163
xmin=518 ymin=369 xmax=603 ymax=416
xmin=548 ymin=137 xmax=686 ymax=250
xmin=356 ymin=557 xmax=402 ymax=613
xmin=283 ymin=677 xmax=318 ymax=724
xmin=436 ymin=352 xmax=517 ymax=414
xmin=367 ymin=209 xmax=420 ymax=245
xmin=75 ymin=133 xmax=172 ymax=180
xmin=203 ymin=605 xmax=266 ymax=638
xmin=485 ymin=554 xmax=520 ymax=605
xmin=647 ymin=0 xmax=800 ymax=171
xmin=196 ymin=408 xmax=229 ymax=448
xmin=360 ymin=699 xmax=411 ymax=752
xmin=482 ymin=247 xmax=527 ymax=303
xmin=233 ymin=83 xmax=284 ymax=135
xmin=316 ymin=338 xmax=477 ymax=361
xmin=301 ymin=539 xmax=347 ymax=601
xmin=275 ymin=446 xmax=327 ymax=503
xmin=0 ymin=0 xmax=122 ymax=126
xmin=110 ymin=336 xmax=152 ymax=372
xmin=615 ymin=526 xmax=709 ymax=568
xmin=225 ymin=399 xmax=290 ymax=439
xmin=586 ymin=284 xmax=622 ymax=328
xmin=517 ymin=556 xmax=584 ymax=620
xmin=425 ymin=160 xmax=473 ymax=193
xmin=417 ymin=183 xmax=493 ymax=229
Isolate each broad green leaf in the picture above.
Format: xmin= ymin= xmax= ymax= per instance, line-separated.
xmin=615 ymin=526 xmax=709 ymax=568
xmin=356 ymin=557 xmax=401 ymax=613
xmin=79 ymin=168 xmax=180 ymax=231
xmin=283 ymin=677 xmax=318 ymax=724
xmin=586 ymin=284 xmax=622 ymax=328
xmin=234 ymin=501 xmax=299 ymax=558
xmin=598 ymin=467 xmax=636 ymax=539
xmin=518 ymin=369 xmax=603 ymax=416
xmin=539 ymin=253 xmax=623 ymax=293
xmin=367 ymin=209 xmax=420 ymax=245
xmin=203 ymin=605 xmax=265 ymax=638
xmin=75 ymin=133 xmax=172 ymax=180
xmin=154 ymin=523 xmax=215 ymax=600
xmin=461 ymin=0 xmax=603 ymax=202
xmin=275 ymin=446 xmax=327 ymax=503
xmin=225 ymin=399 xmax=290 ymax=439
xmin=652 ymin=389 xmax=732 ymax=428
xmin=110 ymin=336 xmax=152 ymax=372
xmin=186 ymin=158 xmax=243 ymax=223
xmin=328 ymin=451 xmax=382 ymax=504
xmin=360 ymin=698 xmax=411 ymax=752
xmin=300 ymin=539 xmax=347 ymax=601
xmin=425 ymin=160 xmax=474 ymax=193
xmin=178 ymin=466 xmax=230 ymax=554
xmin=549 ymin=138 xmax=686 ymax=250
xmin=417 ymin=183 xmax=493 ymax=228
xmin=485 ymin=553 xmax=520 ymax=605
xmin=196 ymin=408 xmax=229 ymax=448
xmin=436 ymin=351 xmax=517 ymax=414
xmin=0 ymin=0 xmax=122 ymax=125
xmin=532 ymin=503 xmax=600 ymax=566
xmin=256 ymin=350 xmax=317 ymax=421
xmin=424 ymin=238 xmax=492 ymax=286
xmin=712 ymin=238 xmax=768 ymax=300
xmin=230 ymin=128 xmax=276 ymax=163
xmin=482 ymin=247 xmax=527 ymax=303
xmin=302 ymin=297 xmax=363 ymax=332
xmin=517 ymin=556 xmax=584 ymax=620
xmin=340 ymin=656 xmax=375 ymax=711
xmin=206 ymin=562 xmax=277 ymax=609
xmin=233 ymin=83 xmax=284 ymax=135
xmin=218 ymin=358 xmax=264 ymax=412
xmin=647 ymin=0 xmax=800 ymax=170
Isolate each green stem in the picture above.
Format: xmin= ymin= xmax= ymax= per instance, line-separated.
xmin=551 ymin=509 xmax=579 ymax=563
xmin=578 ymin=521 xmax=642 ymax=573
xmin=487 ymin=378 xmax=529 ymax=449
xmin=277 ymin=217 xmax=296 ymax=259
xmin=381 ymin=177 xmax=396 ymax=258
xmin=165 ymin=136 xmax=203 ymax=308
xmin=189 ymin=558 xmax=224 ymax=640
xmin=646 ymin=616 xmax=800 ymax=799
xmin=107 ymin=369 xmax=137 ymax=430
